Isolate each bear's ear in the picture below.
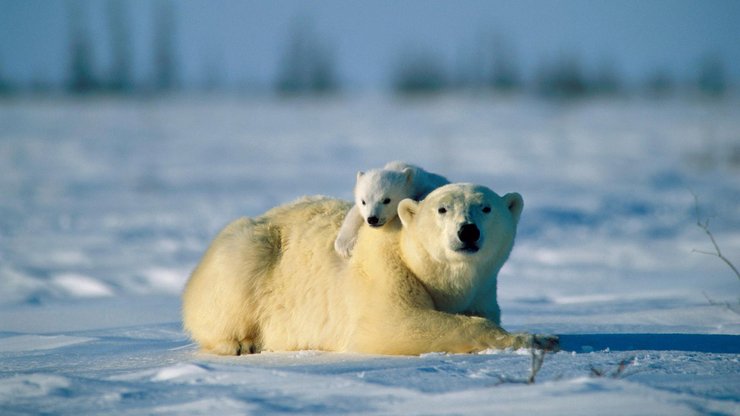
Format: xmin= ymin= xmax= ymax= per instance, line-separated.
xmin=503 ymin=193 xmax=524 ymax=224
xmin=402 ymin=167 xmax=415 ymax=185
xmin=356 ymin=171 xmax=365 ymax=182
xmin=397 ymin=198 xmax=418 ymax=227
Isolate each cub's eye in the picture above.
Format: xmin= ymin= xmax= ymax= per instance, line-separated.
xmin=382 ymin=198 xmax=391 ymax=205
xmin=482 ymin=206 xmax=491 ymax=214
xmin=361 ymin=200 xmax=366 ymax=206
xmin=438 ymin=207 xmax=447 ymax=214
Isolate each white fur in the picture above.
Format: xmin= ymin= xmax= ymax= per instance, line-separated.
xmin=182 ymin=184 xmax=558 ymax=355
xmin=334 ymin=161 xmax=449 ymax=258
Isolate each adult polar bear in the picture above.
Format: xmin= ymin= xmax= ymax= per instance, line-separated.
xmin=182 ymin=183 xmax=558 ymax=355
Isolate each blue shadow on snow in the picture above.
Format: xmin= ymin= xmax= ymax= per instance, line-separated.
xmin=559 ymin=333 xmax=740 ymax=354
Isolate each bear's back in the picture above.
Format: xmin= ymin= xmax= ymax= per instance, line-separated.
xmin=255 ymin=196 xmax=356 ymax=350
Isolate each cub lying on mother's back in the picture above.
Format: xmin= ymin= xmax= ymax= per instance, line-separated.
xmin=182 ymin=183 xmax=558 ymax=355
xmin=334 ymin=161 xmax=449 ymax=258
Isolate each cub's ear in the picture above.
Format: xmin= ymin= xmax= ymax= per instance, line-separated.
xmin=398 ymin=198 xmax=418 ymax=227
xmin=356 ymin=171 xmax=365 ymax=181
xmin=401 ymin=167 xmax=415 ymax=185
xmin=503 ymin=192 xmax=524 ymax=224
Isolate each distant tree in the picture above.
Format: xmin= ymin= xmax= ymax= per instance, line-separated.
xmin=275 ymin=18 xmax=338 ymax=95
xmin=67 ymin=0 xmax=99 ymax=93
xmin=644 ymin=69 xmax=674 ymax=97
xmin=455 ymin=32 xmax=521 ymax=94
xmin=535 ymin=55 xmax=589 ymax=99
xmin=697 ymin=54 xmax=726 ymax=97
xmin=392 ymin=49 xmax=447 ymax=95
xmin=275 ymin=27 xmax=305 ymax=94
xmin=591 ymin=58 xmax=621 ymax=96
xmin=486 ymin=34 xmax=521 ymax=93
xmin=0 ymin=80 xmax=10 ymax=97
xmin=152 ymin=0 xmax=178 ymax=91
xmin=311 ymin=46 xmax=338 ymax=94
xmin=0 ymin=58 xmax=14 ymax=96
xmin=30 ymin=71 xmax=54 ymax=95
xmin=451 ymin=44 xmax=473 ymax=90
xmin=106 ymin=0 xmax=133 ymax=92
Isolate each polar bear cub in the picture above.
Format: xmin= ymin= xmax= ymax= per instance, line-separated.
xmin=334 ymin=161 xmax=449 ymax=258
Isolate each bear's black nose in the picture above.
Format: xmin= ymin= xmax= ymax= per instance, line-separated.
xmin=458 ymin=223 xmax=480 ymax=243
xmin=367 ymin=216 xmax=380 ymax=225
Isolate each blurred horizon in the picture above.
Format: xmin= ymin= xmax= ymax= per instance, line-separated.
xmin=1 ymin=0 xmax=739 ymax=97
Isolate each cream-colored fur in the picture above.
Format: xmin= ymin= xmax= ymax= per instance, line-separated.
xmin=182 ymin=184 xmax=558 ymax=355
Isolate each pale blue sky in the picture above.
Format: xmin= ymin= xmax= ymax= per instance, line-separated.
xmin=1 ymin=0 xmax=738 ymax=90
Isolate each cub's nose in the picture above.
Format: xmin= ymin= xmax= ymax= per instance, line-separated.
xmin=367 ymin=216 xmax=380 ymax=226
xmin=457 ymin=223 xmax=480 ymax=243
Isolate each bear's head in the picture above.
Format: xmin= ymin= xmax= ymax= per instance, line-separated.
xmin=397 ymin=183 xmax=523 ymax=313
xmin=354 ymin=168 xmax=415 ymax=227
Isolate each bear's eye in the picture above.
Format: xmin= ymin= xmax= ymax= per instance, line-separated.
xmin=382 ymin=198 xmax=391 ymax=205
xmin=361 ymin=200 xmax=366 ymax=206
xmin=438 ymin=207 xmax=447 ymax=214
xmin=482 ymin=206 xmax=491 ymax=214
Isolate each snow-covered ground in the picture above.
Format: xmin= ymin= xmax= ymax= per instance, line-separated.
xmin=1 ymin=94 xmax=739 ymax=415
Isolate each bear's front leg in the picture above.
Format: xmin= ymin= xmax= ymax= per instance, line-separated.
xmin=445 ymin=316 xmax=559 ymax=353
xmin=351 ymin=310 xmax=558 ymax=355
xmin=334 ymin=205 xmax=364 ymax=258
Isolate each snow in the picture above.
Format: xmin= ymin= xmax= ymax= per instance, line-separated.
xmin=0 ymin=335 xmax=95 ymax=353
xmin=51 ymin=273 xmax=115 ymax=298
xmin=1 ymin=94 xmax=739 ymax=415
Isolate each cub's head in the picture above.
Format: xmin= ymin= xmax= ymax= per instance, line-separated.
xmin=398 ymin=183 xmax=523 ymax=267
xmin=354 ymin=168 xmax=415 ymax=227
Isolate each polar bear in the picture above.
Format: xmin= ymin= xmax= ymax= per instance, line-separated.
xmin=182 ymin=183 xmax=557 ymax=355
xmin=334 ymin=161 xmax=449 ymax=258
